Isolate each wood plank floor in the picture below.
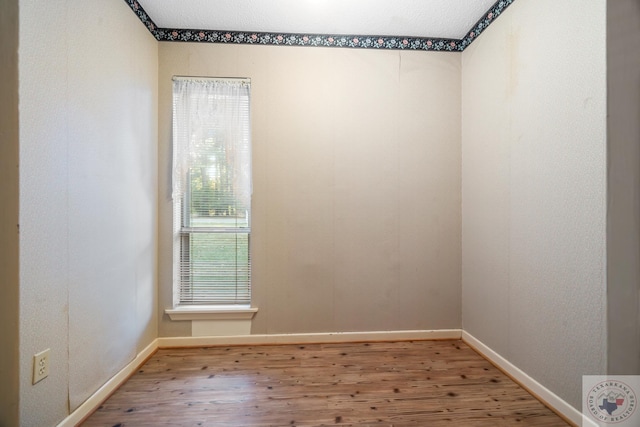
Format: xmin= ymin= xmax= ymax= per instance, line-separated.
xmin=81 ymin=340 xmax=570 ymax=426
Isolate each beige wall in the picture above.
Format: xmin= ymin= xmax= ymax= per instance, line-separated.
xmin=461 ymin=0 xmax=607 ymax=410
xmin=158 ymin=44 xmax=462 ymax=336
xmin=0 ymin=0 xmax=20 ymax=425
xmin=607 ymin=0 xmax=640 ymax=375
xmin=18 ymin=0 xmax=158 ymax=425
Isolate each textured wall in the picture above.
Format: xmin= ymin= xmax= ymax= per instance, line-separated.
xmin=461 ymin=0 xmax=607 ymax=410
xmin=158 ymin=44 xmax=462 ymax=336
xmin=0 ymin=0 xmax=20 ymax=424
xmin=18 ymin=0 xmax=158 ymax=424
xmin=607 ymin=0 xmax=640 ymax=375
xmin=19 ymin=1 xmax=70 ymax=422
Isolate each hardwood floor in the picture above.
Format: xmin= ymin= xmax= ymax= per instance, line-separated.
xmin=81 ymin=340 xmax=570 ymax=426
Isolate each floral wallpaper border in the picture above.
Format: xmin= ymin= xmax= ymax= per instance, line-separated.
xmin=458 ymin=0 xmax=516 ymax=51
xmin=124 ymin=0 xmax=159 ymax=35
xmin=124 ymin=0 xmax=516 ymax=52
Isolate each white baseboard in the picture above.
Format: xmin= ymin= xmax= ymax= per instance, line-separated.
xmin=461 ymin=331 xmax=597 ymax=427
xmin=56 ymin=330 xmax=594 ymax=427
xmin=157 ymin=329 xmax=462 ymax=348
xmin=57 ymin=339 xmax=159 ymax=427
xmin=60 ymin=329 xmax=521 ymax=427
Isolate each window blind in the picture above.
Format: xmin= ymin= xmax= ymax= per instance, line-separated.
xmin=172 ymin=77 xmax=251 ymax=305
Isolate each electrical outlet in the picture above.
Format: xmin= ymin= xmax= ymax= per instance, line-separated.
xmin=32 ymin=348 xmax=50 ymax=384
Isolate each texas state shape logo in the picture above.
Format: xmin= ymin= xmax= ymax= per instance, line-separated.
xmin=586 ymin=380 xmax=637 ymax=424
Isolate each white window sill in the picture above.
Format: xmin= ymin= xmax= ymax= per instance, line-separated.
xmin=165 ymin=305 xmax=258 ymax=321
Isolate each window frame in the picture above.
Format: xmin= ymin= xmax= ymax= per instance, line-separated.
xmin=170 ymin=76 xmax=253 ymax=310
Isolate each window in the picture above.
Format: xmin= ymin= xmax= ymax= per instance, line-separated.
xmin=172 ymin=77 xmax=251 ymax=306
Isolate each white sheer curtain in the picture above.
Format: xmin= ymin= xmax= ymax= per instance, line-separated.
xmin=172 ymin=78 xmax=251 ymax=210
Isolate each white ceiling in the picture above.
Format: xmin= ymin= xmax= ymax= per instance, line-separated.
xmin=137 ymin=0 xmax=498 ymax=40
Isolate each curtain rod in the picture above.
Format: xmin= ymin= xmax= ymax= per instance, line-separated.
xmin=172 ymin=76 xmax=250 ymax=83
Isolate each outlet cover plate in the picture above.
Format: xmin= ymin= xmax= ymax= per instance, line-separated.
xmin=33 ymin=348 xmax=50 ymax=384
